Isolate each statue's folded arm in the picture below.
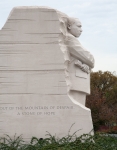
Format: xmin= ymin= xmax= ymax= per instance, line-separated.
xmin=67 ymin=45 xmax=94 ymax=68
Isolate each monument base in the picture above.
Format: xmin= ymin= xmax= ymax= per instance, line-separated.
xmin=0 ymin=94 xmax=93 ymax=140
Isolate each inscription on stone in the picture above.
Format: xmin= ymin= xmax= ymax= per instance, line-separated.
xmin=0 ymin=106 xmax=74 ymax=116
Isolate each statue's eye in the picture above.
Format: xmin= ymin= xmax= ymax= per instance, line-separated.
xmin=77 ymin=25 xmax=81 ymax=27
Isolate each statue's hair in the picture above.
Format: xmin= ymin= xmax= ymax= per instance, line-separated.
xmin=67 ymin=17 xmax=79 ymax=26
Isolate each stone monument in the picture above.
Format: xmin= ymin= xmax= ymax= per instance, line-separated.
xmin=0 ymin=6 xmax=94 ymax=140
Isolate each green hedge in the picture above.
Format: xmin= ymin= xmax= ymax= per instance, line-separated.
xmin=1 ymin=133 xmax=117 ymax=150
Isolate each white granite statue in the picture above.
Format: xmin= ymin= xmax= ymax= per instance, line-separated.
xmin=57 ymin=13 xmax=94 ymax=107
xmin=0 ymin=6 xmax=94 ymax=139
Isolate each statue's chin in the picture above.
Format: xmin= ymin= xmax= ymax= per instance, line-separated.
xmin=68 ymin=31 xmax=81 ymax=38
xmin=75 ymin=34 xmax=80 ymax=38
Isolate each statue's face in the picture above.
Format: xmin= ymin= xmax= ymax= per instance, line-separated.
xmin=68 ymin=19 xmax=82 ymax=37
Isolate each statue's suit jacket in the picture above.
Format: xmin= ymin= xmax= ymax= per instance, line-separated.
xmin=64 ymin=34 xmax=94 ymax=94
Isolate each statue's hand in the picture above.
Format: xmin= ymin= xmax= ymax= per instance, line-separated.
xmin=81 ymin=64 xmax=90 ymax=74
xmin=75 ymin=60 xmax=90 ymax=74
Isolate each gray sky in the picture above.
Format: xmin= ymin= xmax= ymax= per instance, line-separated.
xmin=0 ymin=0 xmax=117 ymax=73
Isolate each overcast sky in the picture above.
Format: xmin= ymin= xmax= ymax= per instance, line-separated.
xmin=0 ymin=0 xmax=117 ymax=73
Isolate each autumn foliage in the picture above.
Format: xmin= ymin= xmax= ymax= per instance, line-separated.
xmin=86 ymin=71 xmax=117 ymax=132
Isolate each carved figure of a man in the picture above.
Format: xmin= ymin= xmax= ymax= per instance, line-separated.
xmin=65 ymin=17 xmax=94 ymax=107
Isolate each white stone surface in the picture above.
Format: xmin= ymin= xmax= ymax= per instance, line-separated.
xmin=0 ymin=6 xmax=94 ymax=139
